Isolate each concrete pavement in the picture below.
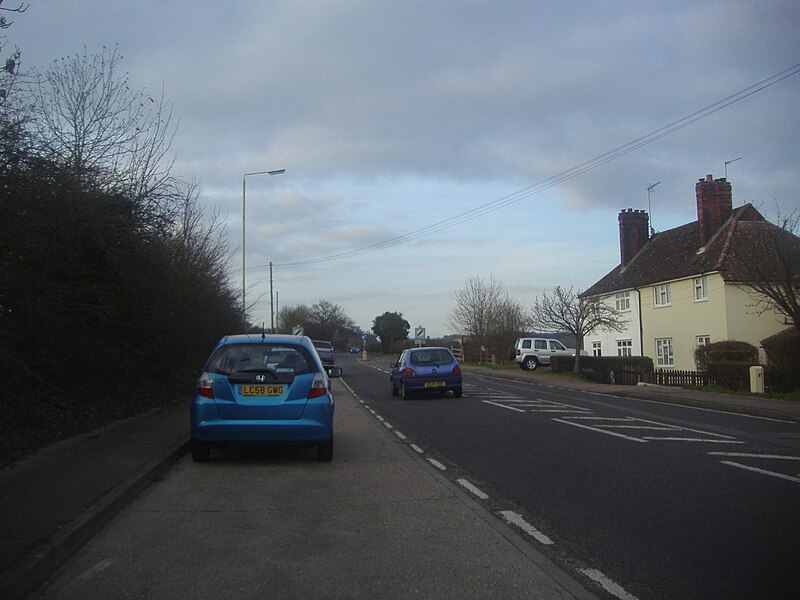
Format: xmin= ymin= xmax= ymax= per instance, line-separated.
xmin=2 ymin=361 xmax=797 ymax=599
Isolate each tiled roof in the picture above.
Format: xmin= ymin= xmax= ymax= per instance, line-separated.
xmin=580 ymin=204 xmax=787 ymax=297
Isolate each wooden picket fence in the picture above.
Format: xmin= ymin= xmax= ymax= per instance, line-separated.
xmin=648 ymin=369 xmax=718 ymax=388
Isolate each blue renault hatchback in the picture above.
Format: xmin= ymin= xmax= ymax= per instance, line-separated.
xmin=389 ymin=347 xmax=462 ymax=400
xmin=190 ymin=334 xmax=342 ymax=462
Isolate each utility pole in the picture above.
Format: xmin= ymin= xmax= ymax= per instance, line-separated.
xmin=269 ymin=261 xmax=274 ymax=333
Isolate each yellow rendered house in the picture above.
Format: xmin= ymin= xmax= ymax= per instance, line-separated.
xmin=582 ymin=175 xmax=796 ymax=370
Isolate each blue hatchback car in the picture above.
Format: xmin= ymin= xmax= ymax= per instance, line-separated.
xmin=389 ymin=347 xmax=462 ymax=400
xmin=191 ymin=334 xmax=342 ymax=462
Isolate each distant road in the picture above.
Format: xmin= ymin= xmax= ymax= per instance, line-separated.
xmin=343 ymin=353 xmax=800 ymax=600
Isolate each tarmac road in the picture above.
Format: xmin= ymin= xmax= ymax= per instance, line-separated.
xmin=4 ymin=353 xmax=798 ymax=600
xmin=24 ymin=378 xmax=595 ymax=600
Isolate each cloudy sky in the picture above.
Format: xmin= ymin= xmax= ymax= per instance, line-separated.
xmin=9 ymin=1 xmax=800 ymax=336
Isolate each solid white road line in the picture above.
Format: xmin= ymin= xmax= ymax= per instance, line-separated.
xmin=718 ymin=461 xmax=800 ymax=483
xmin=635 ymin=417 xmax=739 ymax=439
xmin=498 ymin=510 xmax=554 ymax=545
xmin=553 ymin=418 xmax=648 ymax=443
xmin=483 ymin=400 xmax=525 ymax=413
xmin=642 ymin=437 xmax=744 ymax=443
xmin=709 ymin=452 xmax=800 ymax=460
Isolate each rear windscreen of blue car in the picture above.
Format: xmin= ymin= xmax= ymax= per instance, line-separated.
xmin=410 ymin=350 xmax=454 ymax=366
xmin=206 ymin=344 xmax=315 ymax=376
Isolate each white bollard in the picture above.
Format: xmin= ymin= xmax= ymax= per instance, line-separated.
xmin=749 ymin=366 xmax=765 ymax=394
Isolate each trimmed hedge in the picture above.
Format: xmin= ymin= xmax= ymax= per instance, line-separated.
xmin=762 ymin=329 xmax=800 ymax=392
xmin=695 ymin=340 xmax=758 ymax=371
xmin=695 ymin=341 xmax=759 ymax=392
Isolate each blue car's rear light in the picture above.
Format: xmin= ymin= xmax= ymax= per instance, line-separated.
xmin=307 ymin=372 xmax=328 ymax=399
xmin=197 ymin=372 xmax=214 ymax=399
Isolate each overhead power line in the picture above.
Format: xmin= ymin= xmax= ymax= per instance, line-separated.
xmin=254 ymin=62 xmax=800 ymax=270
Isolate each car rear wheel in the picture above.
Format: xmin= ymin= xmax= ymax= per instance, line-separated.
xmin=191 ymin=441 xmax=211 ymax=462
xmin=453 ymin=387 xmax=463 ymax=398
xmin=401 ymin=383 xmax=413 ymax=400
xmin=390 ymin=379 xmax=399 ymax=396
xmin=317 ymin=434 xmax=333 ymax=462
xmin=522 ymin=356 xmax=539 ymax=371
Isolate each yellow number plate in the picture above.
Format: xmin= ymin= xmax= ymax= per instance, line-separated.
xmin=242 ymin=384 xmax=285 ymax=396
xmin=424 ymin=381 xmax=445 ymax=388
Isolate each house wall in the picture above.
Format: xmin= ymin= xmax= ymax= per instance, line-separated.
xmin=642 ymin=274 xmax=728 ymax=370
xmin=636 ymin=274 xmax=788 ymax=369
xmin=584 ymin=291 xmax=640 ymax=358
xmin=723 ymin=283 xmax=789 ymax=360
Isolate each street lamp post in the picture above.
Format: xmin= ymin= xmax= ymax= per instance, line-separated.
xmin=242 ymin=168 xmax=285 ymax=331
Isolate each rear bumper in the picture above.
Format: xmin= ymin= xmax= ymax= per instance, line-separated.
xmin=191 ymin=399 xmax=333 ymax=444
xmin=403 ymin=376 xmax=462 ymax=393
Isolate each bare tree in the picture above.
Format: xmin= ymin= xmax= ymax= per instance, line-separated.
xmin=26 ymin=46 xmax=177 ymax=213
xmin=309 ymin=299 xmax=356 ymax=341
xmin=0 ymin=1 xmax=27 ymax=107
xmin=449 ymin=275 xmax=528 ymax=360
xmin=277 ymin=304 xmax=313 ymax=334
xmin=529 ymin=286 xmax=625 ymax=373
xmin=727 ymin=212 xmax=800 ymax=332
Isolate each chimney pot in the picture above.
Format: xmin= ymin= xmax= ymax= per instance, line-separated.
xmin=696 ymin=174 xmax=733 ymax=246
xmin=618 ymin=208 xmax=649 ymax=266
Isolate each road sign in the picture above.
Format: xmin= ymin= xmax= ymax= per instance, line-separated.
xmin=292 ymin=325 xmax=303 ymax=336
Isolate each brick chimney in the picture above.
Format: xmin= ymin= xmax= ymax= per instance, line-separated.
xmin=618 ymin=209 xmax=649 ymax=266
xmin=696 ymin=174 xmax=732 ymax=247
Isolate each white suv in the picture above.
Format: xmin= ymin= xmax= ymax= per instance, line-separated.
xmin=514 ymin=337 xmax=582 ymax=371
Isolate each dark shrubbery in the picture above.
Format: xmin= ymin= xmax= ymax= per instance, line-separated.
xmin=0 ymin=67 xmax=241 ymax=465
xmin=694 ymin=341 xmax=759 ymax=392
xmin=762 ymin=329 xmax=800 ymax=392
xmin=561 ymin=355 xmax=654 ymax=384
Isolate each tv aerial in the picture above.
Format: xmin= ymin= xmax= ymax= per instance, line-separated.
xmin=646 ymin=181 xmax=660 ymax=237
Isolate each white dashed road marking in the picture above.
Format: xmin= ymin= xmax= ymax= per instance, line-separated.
xmin=427 ymin=458 xmax=447 ymax=471
xmin=580 ymin=568 xmax=639 ymax=600
xmin=498 ymin=511 xmax=554 ymax=545
xmin=457 ymin=478 xmax=489 ymax=500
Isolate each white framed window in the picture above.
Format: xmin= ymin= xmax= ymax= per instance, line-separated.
xmin=654 ymin=284 xmax=671 ymax=306
xmin=694 ymin=277 xmax=708 ymax=301
xmin=592 ymin=341 xmax=602 ymax=357
xmin=615 ymin=291 xmax=631 ymax=312
xmin=617 ymin=339 xmax=632 ymax=357
xmin=656 ymin=338 xmax=674 ymax=367
xmin=697 ymin=335 xmax=710 ymax=347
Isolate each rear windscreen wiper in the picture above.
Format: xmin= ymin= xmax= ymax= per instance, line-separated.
xmin=235 ymin=367 xmax=279 ymax=379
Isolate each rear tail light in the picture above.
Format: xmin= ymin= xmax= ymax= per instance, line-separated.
xmin=404 ymin=368 xmax=416 ymax=377
xmin=452 ymin=364 xmax=461 ymax=375
xmin=516 ymin=349 xmax=521 ymax=356
xmin=308 ymin=372 xmax=328 ymax=399
xmin=197 ymin=372 xmax=214 ymax=399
